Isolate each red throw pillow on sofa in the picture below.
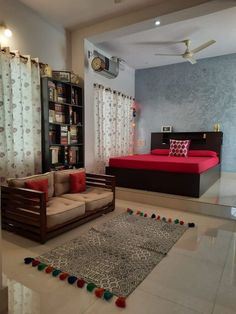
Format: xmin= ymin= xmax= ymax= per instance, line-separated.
xmin=25 ymin=178 xmax=49 ymax=201
xmin=70 ymin=171 xmax=86 ymax=193
xmin=169 ymin=139 xmax=190 ymax=157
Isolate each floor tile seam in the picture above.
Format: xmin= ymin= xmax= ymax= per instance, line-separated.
xmin=210 ymin=235 xmax=234 ymax=314
xmin=137 ymin=286 xmax=205 ymax=314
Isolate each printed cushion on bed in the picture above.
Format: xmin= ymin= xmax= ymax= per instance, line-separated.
xmin=188 ymin=150 xmax=217 ymax=157
xmin=70 ymin=171 xmax=86 ymax=193
xmin=151 ymin=149 xmax=169 ymax=155
xmin=169 ymin=139 xmax=190 ymax=157
xmin=25 ymin=178 xmax=49 ymax=201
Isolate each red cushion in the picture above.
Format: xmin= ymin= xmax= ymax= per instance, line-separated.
xmin=70 ymin=172 xmax=86 ymax=193
xmin=151 ymin=149 xmax=169 ymax=155
xmin=188 ymin=150 xmax=217 ymax=157
xmin=169 ymin=139 xmax=190 ymax=157
xmin=25 ymin=178 xmax=49 ymax=201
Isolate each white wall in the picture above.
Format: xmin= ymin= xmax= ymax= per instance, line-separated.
xmin=84 ymin=39 xmax=135 ymax=171
xmin=0 ymin=0 xmax=69 ymax=70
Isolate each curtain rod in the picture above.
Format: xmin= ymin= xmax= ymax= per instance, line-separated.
xmin=0 ymin=47 xmax=46 ymax=67
xmin=93 ymin=83 xmax=135 ymax=100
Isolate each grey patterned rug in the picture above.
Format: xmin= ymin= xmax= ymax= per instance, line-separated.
xmin=36 ymin=212 xmax=187 ymax=297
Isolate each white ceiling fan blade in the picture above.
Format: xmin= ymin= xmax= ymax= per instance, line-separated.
xmin=155 ymin=53 xmax=183 ymax=56
xmin=186 ymin=57 xmax=197 ymax=64
xmin=191 ymin=40 xmax=216 ymax=54
xmin=135 ymin=41 xmax=183 ymax=45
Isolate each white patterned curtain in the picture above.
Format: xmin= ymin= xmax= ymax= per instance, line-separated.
xmin=94 ymin=84 xmax=134 ymax=173
xmin=0 ymin=49 xmax=42 ymax=184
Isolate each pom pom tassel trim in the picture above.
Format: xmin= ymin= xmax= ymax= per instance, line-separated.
xmin=126 ymin=208 xmax=195 ymax=227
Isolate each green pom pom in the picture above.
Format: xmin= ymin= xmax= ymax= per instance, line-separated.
xmin=162 ymin=217 xmax=166 ymax=222
xmin=52 ymin=269 xmax=61 ymax=277
xmin=140 ymin=212 xmax=144 ymax=216
xmin=87 ymin=283 xmax=96 ymax=292
xmin=174 ymin=219 xmax=179 ymax=224
xmin=37 ymin=263 xmax=47 ymax=271
xmin=104 ymin=290 xmax=113 ymax=301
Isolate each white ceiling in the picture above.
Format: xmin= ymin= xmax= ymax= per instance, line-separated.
xmin=18 ymin=0 xmax=161 ymax=29
xmin=96 ymin=7 xmax=236 ymax=69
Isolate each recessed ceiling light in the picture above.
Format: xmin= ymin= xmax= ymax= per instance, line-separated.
xmin=155 ymin=20 xmax=161 ymax=26
xmin=4 ymin=28 xmax=12 ymax=38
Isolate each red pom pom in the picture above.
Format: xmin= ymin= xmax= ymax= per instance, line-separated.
xmin=95 ymin=288 xmax=105 ymax=298
xmin=116 ymin=296 xmax=126 ymax=308
xmin=127 ymin=208 xmax=131 ymax=212
xmin=136 ymin=210 xmax=141 ymax=215
xmin=144 ymin=213 xmax=147 ymax=217
xmin=59 ymin=273 xmax=69 ymax=280
xmin=157 ymin=215 xmax=160 ymax=220
xmin=32 ymin=260 xmax=40 ymax=267
xmin=168 ymin=218 xmax=172 ymax=223
xmin=45 ymin=266 xmax=53 ymax=273
xmin=77 ymin=279 xmax=85 ymax=288
xmin=180 ymin=221 xmax=184 ymax=225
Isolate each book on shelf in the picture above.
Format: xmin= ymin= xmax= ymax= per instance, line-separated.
xmin=57 ymin=83 xmax=67 ymax=103
xmin=71 ymin=87 xmax=80 ymax=106
xmin=70 ymin=125 xmax=78 ymax=144
xmin=54 ymin=104 xmax=65 ymax=123
xmin=69 ymin=146 xmax=79 ymax=164
xmin=49 ymin=110 xmax=56 ymax=123
xmin=61 ymin=125 xmax=68 ymax=144
xmin=64 ymin=146 xmax=69 ymax=165
xmin=49 ymin=125 xmax=56 ymax=144
xmin=55 ymin=112 xmax=65 ymax=123
xmin=50 ymin=146 xmax=61 ymax=164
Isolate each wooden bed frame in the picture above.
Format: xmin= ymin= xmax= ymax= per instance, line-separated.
xmin=106 ymin=132 xmax=223 ymax=197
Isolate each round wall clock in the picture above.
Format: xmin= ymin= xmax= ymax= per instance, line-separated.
xmin=91 ymin=57 xmax=105 ymax=72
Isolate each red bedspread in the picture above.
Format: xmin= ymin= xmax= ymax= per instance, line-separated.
xmin=109 ymin=154 xmax=219 ymax=174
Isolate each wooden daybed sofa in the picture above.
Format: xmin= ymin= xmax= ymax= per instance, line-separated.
xmin=106 ymin=131 xmax=223 ymax=198
xmin=1 ymin=169 xmax=115 ymax=243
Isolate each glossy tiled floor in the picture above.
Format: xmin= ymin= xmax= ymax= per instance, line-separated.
xmin=1 ymin=199 xmax=236 ymax=314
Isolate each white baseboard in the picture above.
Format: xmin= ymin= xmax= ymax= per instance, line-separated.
xmin=0 ymin=286 xmax=8 ymax=314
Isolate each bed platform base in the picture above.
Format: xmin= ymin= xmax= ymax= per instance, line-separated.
xmin=106 ymin=164 xmax=220 ymax=197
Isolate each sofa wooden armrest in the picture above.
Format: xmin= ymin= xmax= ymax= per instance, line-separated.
xmin=1 ymin=173 xmax=115 ymax=243
xmin=1 ymin=185 xmax=47 ymax=242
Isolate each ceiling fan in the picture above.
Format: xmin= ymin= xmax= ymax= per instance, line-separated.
xmin=154 ymin=39 xmax=216 ymax=64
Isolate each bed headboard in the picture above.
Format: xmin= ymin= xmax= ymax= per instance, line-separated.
xmin=151 ymin=132 xmax=223 ymax=160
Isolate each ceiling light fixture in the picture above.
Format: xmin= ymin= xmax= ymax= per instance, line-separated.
xmin=155 ymin=20 xmax=161 ymax=26
xmin=4 ymin=28 xmax=12 ymax=38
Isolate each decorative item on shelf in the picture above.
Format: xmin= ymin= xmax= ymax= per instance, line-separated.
xmin=213 ymin=123 xmax=220 ymax=132
xmin=41 ymin=64 xmax=52 ymax=77
xmin=52 ymin=70 xmax=71 ymax=82
xmin=71 ymin=72 xmax=80 ymax=85
xmin=161 ymin=126 xmax=172 ymax=133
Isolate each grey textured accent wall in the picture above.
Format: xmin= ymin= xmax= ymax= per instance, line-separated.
xmin=135 ymin=53 xmax=236 ymax=172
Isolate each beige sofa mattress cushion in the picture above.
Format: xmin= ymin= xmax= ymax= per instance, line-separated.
xmin=7 ymin=172 xmax=54 ymax=198
xmin=54 ymin=168 xmax=85 ymax=197
xmin=46 ymin=197 xmax=85 ymax=229
xmin=61 ymin=187 xmax=113 ymax=212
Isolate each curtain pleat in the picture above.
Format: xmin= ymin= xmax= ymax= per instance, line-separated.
xmin=94 ymin=85 xmax=134 ymax=173
xmin=0 ymin=50 xmax=41 ymax=184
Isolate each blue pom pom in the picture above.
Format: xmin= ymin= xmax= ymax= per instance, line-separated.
xmin=68 ymin=276 xmax=77 ymax=284
xmin=24 ymin=257 xmax=33 ymax=264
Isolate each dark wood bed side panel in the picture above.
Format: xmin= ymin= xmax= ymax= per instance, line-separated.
xmin=106 ymin=166 xmax=200 ymax=197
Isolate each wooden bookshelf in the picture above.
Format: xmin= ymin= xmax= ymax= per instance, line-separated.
xmin=41 ymin=77 xmax=84 ymax=172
